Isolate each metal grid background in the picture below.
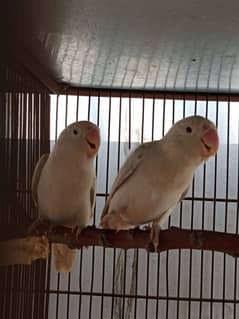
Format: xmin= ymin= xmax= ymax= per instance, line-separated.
xmin=45 ymin=91 xmax=239 ymax=319
xmin=0 ymin=60 xmax=50 ymax=319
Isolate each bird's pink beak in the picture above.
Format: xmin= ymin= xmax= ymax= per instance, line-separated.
xmin=200 ymin=127 xmax=219 ymax=158
xmin=86 ymin=127 xmax=100 ymax=155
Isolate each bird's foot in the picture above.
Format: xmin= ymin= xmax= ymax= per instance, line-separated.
xmin=28 ymin=217 xmax=52 ymax=235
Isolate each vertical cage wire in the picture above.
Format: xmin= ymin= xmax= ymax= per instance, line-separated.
xmin=45 ymin=89 xmax=239 ymax=319
xmin=0 ymin=60 xmax=50 ymax=319
xmin=0 ymin=71 xmax=239 ymax=318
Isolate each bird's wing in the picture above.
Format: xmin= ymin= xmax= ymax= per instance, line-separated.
xmin=90 ymin=174 xmax=96 ymax=219
xmin=152 ymin=185 xmax=190 ymax=226
xmin=31 ymin=154 xmax=49 ymax=207
xmin=101 ymin=144 xmax=146 ymax=220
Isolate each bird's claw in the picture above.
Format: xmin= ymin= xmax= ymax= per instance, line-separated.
xmin=147 ymin=242 xmax=156 ymax=252
xmin=28 ymin=217 xmax=52 ymax=235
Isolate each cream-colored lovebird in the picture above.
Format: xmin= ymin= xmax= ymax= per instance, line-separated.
xmin=101 ymin=115 xmax=219 ymax=244
xmin=100 ymin=116 xmax=219 ymax=318
xmin=32 ymin=121 xmax=100 ymax=272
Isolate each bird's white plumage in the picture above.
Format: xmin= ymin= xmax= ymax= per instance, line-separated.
xmin=102 ymin=139 xmax=196 ymax=229
xmin=37 ymin=150 xmax=95 ymax=227
xmin=102 ymin=115 xmax=219 ymax=317
xmin=32 ymin=121 xmax=100 ymax=272
xmin=101 ymin=115 xmax=219 ymax=231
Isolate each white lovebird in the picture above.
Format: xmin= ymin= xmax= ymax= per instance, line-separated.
xmin=101 ymin=115 xmax=219 ymax=247
xmin=32 ymin=121 xmax=100 ymax=272
xmin=100 ymin=115 xmax=219 ymax=318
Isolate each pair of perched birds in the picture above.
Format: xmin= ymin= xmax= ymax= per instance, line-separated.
xmin=32 ymin=116 xmax=219 ymax=272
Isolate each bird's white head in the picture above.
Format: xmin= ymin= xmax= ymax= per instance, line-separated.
xmin=165 ymin=115 xmax=219 ymax=162
xmin=57 ymin=121 xmax=100 ymax=158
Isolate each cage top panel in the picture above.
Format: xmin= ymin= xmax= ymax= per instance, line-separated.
xmin=3 ymin=0 xmax=239 ymax=93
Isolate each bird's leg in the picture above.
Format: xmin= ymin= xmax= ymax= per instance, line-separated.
xmin=150 ymin=220 xmax=161 ymax=252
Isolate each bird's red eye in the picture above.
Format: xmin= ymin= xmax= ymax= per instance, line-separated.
xmin=186 ymin=126 xmax=192 ymax=133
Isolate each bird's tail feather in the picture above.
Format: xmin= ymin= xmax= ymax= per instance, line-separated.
xmin=53 ymin=243 xmax=76 ymax=273
xmin=114 ymin=248 xmax=137 ymax=319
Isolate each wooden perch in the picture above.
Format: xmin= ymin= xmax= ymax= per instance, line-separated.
xmin=44 ymin=225 xmax=239 ymax=256
xmin=1 ymin=223 xmax=239 ymax=257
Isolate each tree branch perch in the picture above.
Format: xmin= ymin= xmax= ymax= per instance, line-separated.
xmin=1 ymin=223 xmax=239 ymax=256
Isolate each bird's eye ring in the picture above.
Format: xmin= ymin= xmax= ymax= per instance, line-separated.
xmin=186 ymin=126 xmax=192 ymax=133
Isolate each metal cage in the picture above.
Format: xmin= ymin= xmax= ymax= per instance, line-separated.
xmin=1 ymin=54 xmax=238 ymax=319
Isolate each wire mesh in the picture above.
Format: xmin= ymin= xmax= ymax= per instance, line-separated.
xmin=46 ymin=90 xmax=239 ymax=319
xmin=0 ymin=60 xmax=50 ymax=319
